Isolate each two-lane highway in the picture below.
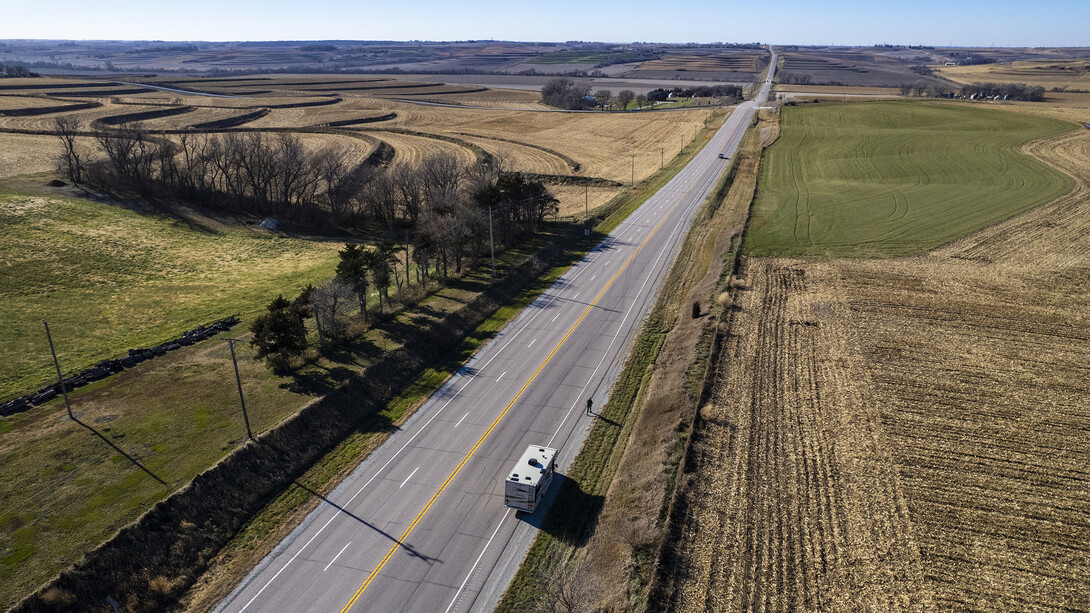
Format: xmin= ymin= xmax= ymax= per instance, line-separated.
xmin=216 ymin=48 xmax=776 ymax=613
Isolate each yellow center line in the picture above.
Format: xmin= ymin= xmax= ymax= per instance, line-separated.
xmin=340 ymin=148 xmax=711 ymax=613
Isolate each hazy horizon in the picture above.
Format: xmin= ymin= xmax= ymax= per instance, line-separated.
xmin=3 ymin=0 xmax=1087 ymax=48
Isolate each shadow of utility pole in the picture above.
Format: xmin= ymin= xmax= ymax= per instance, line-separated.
xmin=73 ymin=417 xmax=169 ymax=486
xmin=292 ymin=480 xmax=442 ymax=565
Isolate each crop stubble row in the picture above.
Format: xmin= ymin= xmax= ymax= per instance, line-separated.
xmin=657 ymin=127 xmax=1090 ymax=611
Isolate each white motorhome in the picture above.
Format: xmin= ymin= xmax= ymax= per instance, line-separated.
xmin=504 ymin=445 xmax=557 ymax=512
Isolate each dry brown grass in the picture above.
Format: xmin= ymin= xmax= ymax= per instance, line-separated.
xmin=774 ymin=84 xmax=902 ymax=96
xmin=655 ymin=113 xmax=1090 ymax=612
xmin=561 ymin=108 xmax=776 ymax=612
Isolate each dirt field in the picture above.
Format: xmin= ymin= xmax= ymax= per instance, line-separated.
xmin=935 ymin=59 xmax=1090 ymax=91
xmin=653 ymin=124 xmax=1090 ymax=611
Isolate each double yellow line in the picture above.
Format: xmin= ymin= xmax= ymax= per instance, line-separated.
xmin=340 ymin=167 xmax=697 ymax=613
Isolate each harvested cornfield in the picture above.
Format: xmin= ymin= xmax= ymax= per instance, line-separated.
xmin=0 ymin=132 xmax=93 ymax=178
xmin=934 ymin=59 xmax=1090 ymax=91
xmin=549 ymin=184 xmax=620 ymax=218
xmin=0 ymin=101 xmax=161 ymax=132
xmin=654 ymin=124 xmax=1090 ymax=613
xmin=636 ymin=53 xmax=762 ymax=73
xmin=365 ymin=129 xmax=476 ymax=168
xmin=454 ymin=133 xmax=572 ymax=175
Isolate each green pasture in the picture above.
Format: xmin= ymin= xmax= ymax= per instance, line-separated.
xmin=746 ymin=102 xmax=1074 ymax=256
xmin=0 ymin=190 xmax=343 ymax=400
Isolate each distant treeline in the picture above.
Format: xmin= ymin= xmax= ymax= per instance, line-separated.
xmin=649 ymin=84 xmax=743 ymax=100
xmin=947 ymin=53 xmax=997 ymax=66
xmin=123 ymin=44 xmax=200 ymax=54
xmin=0 ymin=63 xmax=39 ymax=78
xmin=777 ymin=72 xmax=814 ymax=85
xmin=542 ymin=78 xmax=742 ymax=110
xmin=55 ymin=117 xmax=557 ymax=280
xmin=898 ymin=81 xmax=1045 ymax=101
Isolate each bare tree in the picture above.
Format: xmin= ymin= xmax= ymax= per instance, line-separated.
xmin=616 ymin=89 xmax=635 ymax=111
xmin=390 ymin=163 xmax=424 ymax=226
xmin=317 ymin=148 xmax=372 ymax=221
xmin=53 ymin=116 xmax=84 ymax=182
xmin=311 ymin=279 xmax=355 ymax=341
xmin=361 ymin=171 xmax=399 ymax=231
xmin=419 ymin=153 xmax=464 ymax=207
xmin=535 ymin=557 xmax=592 ymax=613
xmin=593 ymin=89 xmax=612 ymax=110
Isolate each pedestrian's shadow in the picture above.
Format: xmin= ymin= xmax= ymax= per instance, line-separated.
xmin=590 ymin=410 xmax=621 ymax=428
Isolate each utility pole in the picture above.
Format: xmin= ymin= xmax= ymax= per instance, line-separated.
xmin=585 ymin=183 xmax=588 ymax=220
xmin=224 ymin=337 xmax=254 ymax=441
xmin=660 ymin=147 xmax=664 ymax=170
xmin=631 ymin=153 xmax=635 ymax=187
xmin=488 ymin=205 xmax=496 ymax=278
xmin=42 ymin=320 xmax=73 ymax=420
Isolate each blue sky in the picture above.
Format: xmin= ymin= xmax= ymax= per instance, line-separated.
xmin=3 ymin=0 xmax=1087 ymax=46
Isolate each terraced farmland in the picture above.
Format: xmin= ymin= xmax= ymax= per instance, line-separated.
xmin=935 ymin=59 xmax=1090 ymax=91
xmin=635 ymin=53 xmax=761 ymax=73
xmin=747 ymin=101 xmax=1073 ymax=256
xmin=0 ymin=76 xmax=712 ymax=217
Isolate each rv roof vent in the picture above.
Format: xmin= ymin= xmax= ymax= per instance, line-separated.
xmin=528 ymin=458 xmax=539 ymax=467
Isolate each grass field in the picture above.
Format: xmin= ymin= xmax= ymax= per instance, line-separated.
xmin=0 ymin=188 xmax=342 ymax=401
xmin=0 ymin=195 xmax=569 ymax=610
xmin=747 ymin=101 xmax=1073 ymax=256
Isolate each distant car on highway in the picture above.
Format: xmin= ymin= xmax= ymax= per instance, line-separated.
xmin=718 ymin=153 xmax=728 ymax=159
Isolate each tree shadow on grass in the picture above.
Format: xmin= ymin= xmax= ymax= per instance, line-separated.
xmin=280 ymin=365 xmax=356 ymax=396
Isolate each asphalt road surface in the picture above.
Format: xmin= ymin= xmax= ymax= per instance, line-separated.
xmin=216 ymin=49 xmax=776 ymax=613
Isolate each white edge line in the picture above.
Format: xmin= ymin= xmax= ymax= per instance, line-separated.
xmin=443 ymin=509 xmax=512 ymax=613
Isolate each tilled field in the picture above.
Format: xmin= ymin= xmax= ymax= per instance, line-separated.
xmin=654 ymin=129 xmax=1090 ymax=611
